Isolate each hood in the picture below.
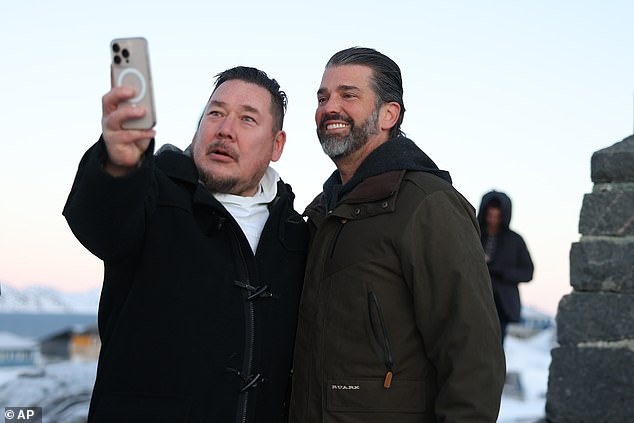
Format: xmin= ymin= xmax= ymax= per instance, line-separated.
xmin=323 ymin=136 xmax=452 ymax=210
xmin=477 ymin=190 xmax=512 ymax=231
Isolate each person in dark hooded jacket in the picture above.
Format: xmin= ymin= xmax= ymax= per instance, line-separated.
xmin=477 ymin=191 xmax=534 ymax=343
xmin=289 ymin=47 xmax=505 ymax=423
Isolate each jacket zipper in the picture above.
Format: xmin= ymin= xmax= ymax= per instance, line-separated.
xmin=234 ymin=235 xmax=255 ymax=423
xmin=367 ymin=291 xmax=394 ymax=388
xmin=241 ymin=300 xmax=255 ymax=423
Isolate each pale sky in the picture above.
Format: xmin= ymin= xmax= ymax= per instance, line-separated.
xmin=1 ymin=1 xmax=633 ymax=314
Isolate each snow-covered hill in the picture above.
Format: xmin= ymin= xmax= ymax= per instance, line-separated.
xmin=0 ymin=283 xmax=99 ymax=314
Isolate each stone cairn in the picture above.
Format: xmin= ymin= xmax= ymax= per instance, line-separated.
xmin=545 ymin=135 xmax=634 ymax=422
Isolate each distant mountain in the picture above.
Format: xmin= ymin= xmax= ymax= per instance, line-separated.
xmin=0 ymin=283 xmax=99 ymax=314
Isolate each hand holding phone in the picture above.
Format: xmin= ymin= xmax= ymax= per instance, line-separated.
xmin=101 ymin=37 xmax=156 ymax=176
xmin=110 ymin=37 xmax=156 ymax=130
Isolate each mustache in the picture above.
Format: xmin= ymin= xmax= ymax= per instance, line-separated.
xmin=205 ymin=141 xmax=239 ymax=161
xmin=319 ymin=113 xmax=353 ymax=129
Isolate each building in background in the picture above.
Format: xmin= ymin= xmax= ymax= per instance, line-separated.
xmin=40 ymin=324 xmax=100 ymax=362
xmin=0 ymin=332 xmax=39 ymax=367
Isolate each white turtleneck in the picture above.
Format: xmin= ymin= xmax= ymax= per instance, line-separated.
xmin=212 ymin=167 xmax=280 ymax=254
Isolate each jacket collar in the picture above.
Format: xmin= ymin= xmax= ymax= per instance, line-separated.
xmin=154 ymin=144 xmax=200 ymax=186
xmin=307 ymin=136 xmax=451 ymax=221
xmin=321 ymin=136 xmax=451 ymax=211
xmin=305 ymin=170 xmax=404 ymax=224
xmin=342 ymin=170 xmax=404 ymax=204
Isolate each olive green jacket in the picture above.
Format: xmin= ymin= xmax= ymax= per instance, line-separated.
xmin=289 ymin=169 xmax=505 ymax=423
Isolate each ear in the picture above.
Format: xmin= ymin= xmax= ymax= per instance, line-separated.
xmin=271 ymin=130 xmax=286 ymax=162
xmin=380 ymin=102 xmax=401 ymax=133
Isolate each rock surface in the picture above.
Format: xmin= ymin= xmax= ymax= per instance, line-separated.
xmin=546 ymin=134 xmax=634 ymax=422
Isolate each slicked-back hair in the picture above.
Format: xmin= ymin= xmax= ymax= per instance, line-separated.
xmin=212 ymin=66 xmax=287 ymax=134
xmin=326 ymin=47 xmax=405 ymax=139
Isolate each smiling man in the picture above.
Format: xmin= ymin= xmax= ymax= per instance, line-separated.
xmin=289 ymin=48 xmax=505 ymax=423
xmin=64 ymin=67 xmax=308 ymax=423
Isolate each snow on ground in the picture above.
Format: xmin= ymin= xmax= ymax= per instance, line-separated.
xmin=0 ymin=360 xmax=97 ymax=423
xmin=498 ymin=327 xmax=556 ymax=423
xmin=0 ymin=366 xmax=32 ymax=387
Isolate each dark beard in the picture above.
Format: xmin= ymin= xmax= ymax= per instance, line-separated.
xmin=198 ymin=140 xmax=240 ymax=193
xmin=199 ymin=172 xmax=240 ymax=194
xmin=198 ymin=162 xmax=269 ymax=196
xmin=317 ymin=107 xmax=379 ymax=159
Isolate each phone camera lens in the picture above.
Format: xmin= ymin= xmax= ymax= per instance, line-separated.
xmin=122 ymin=49 xmax=129 ymax=58
xmin=112 ymin=43 xmax=120 ymax=53
xmin=113 ymin=55 xmax=121 ymax=65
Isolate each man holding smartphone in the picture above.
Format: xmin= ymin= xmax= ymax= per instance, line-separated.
xmin=64 ymin=66 xmax=307 ymax=423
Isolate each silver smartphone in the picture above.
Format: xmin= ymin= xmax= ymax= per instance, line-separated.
xmin=110 ymin=37 xmax=156 ymax=129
